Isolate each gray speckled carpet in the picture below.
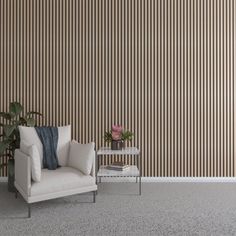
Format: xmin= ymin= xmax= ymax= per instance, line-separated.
xmin=1 ymin=182 xmax=236 ymax=236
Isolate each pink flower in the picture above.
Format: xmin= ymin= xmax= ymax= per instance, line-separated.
xmin=112 ymin=124 xmax=123 ymax=133
xmin=112 ymin=131 xmax=121 ymax=140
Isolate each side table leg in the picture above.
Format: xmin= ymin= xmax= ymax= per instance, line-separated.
xmin=96 ymin=177 xmax=98 ymax=195
xmin=139 ymin=152 xmax=142 ymax=195
xmin=139 ymin=176 xmax=141 ymax=195
xmin=96 ymin=150 xmax=98 ymax=195
xmin=28 ymin=204 xmax=31 ymax=218
xmin=93 ymin=191 xmax=96 ymax=203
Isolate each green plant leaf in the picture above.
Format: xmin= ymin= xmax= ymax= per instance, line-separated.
xmin=14 ymin=127 xmax=20 ymax=148
xmin=0 ymin=112 xmax=13 ymax=120
xmin=3 ymin=125 xmax=16 ymax=137
xmin=0 ymin=153 xmax=13 ymax=158
xmin=8 ymin=139 xmax=19 ymax=152
xmin=9 ymin=102 xmax=23 ymax=116
xmin=103 ymin=131 xmax=112 ymax=143
xmin=0 ymin=102 xmax=42 ymax=158
xmin=26 ymin=111 xmax=42 ymax=117
xmin=121 ymin=130 xmax=134 ymax=141
xmin=19 ymin=117 xmax=27 ymax=125
xmin=0 ymin=140 xmax=12 ymax=155
xmin=26 ymin=118 xmax=36 ymax=127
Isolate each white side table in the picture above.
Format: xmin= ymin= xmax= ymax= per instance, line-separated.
xmin=96 ymin=147 xmax=141 ymax=195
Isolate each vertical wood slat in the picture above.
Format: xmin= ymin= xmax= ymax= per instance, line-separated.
xmin=0 ymin=0 xmax=235 ymax=177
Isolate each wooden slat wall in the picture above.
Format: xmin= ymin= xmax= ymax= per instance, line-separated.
xmin=0 ymin=0 xmax=235 ymax=177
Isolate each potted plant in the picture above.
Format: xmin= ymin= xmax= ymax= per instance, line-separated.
xmin=0 ymin=102 xmax=42 ymax=192
xmin=104 ymin=125 xmax=134 ymax=150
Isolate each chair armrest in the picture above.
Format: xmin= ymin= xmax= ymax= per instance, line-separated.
xmin=14 ymin=149 xmax=31 ymax=197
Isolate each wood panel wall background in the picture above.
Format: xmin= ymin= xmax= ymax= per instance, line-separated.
xmin=0 ymin=0 xmax=235 ymax=177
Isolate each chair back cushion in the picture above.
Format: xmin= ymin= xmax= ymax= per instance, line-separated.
xmin=19 ymin=125 xmax=71 ymax=168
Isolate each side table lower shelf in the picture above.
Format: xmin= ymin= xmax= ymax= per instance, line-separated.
xmin=97 ymin=165 xmax=139 ymax=177
xmin=97 ymin=165 xmax=141 ymax=195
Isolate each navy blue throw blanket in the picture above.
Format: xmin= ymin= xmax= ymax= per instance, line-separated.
xmin=35 ymin=127 xmax=60 ymax=170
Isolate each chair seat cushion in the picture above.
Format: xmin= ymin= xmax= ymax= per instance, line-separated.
xmin=31 ymin=167 xmax=94 ymax=196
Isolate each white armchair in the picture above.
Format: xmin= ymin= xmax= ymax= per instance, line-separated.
xmin=14 ymin=126 xmax=97 ymax=218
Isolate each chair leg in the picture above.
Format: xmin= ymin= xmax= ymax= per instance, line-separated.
xmin=28 ymin=204 xmax=31 ymax=218
xmin=93 ymin=191 xmax=96 ymax=203
xmin=15 ymin=190 xmax=18 ymax=199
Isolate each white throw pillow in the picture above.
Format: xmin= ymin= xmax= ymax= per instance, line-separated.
xmin=20 ymin=141 xmax=41 ymax=182
xmin=68 ymin=140 xmax=95 ymax=175
xmin=19 ymin=126 xmax=43 ymax=165
xmin=19 ymin=125 xmax=71 ymax=168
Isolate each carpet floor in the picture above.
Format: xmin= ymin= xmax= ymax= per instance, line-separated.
xmin=1 ymin=182 xmax=236 ymax=236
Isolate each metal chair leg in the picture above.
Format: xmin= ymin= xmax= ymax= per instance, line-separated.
xmin=15 ymin=190 xmax=18 ymax=199
xmin=93 ymin=191 xmax=96 ymax=203
xmin=28 ymin=204 xmax=31 ymax=218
